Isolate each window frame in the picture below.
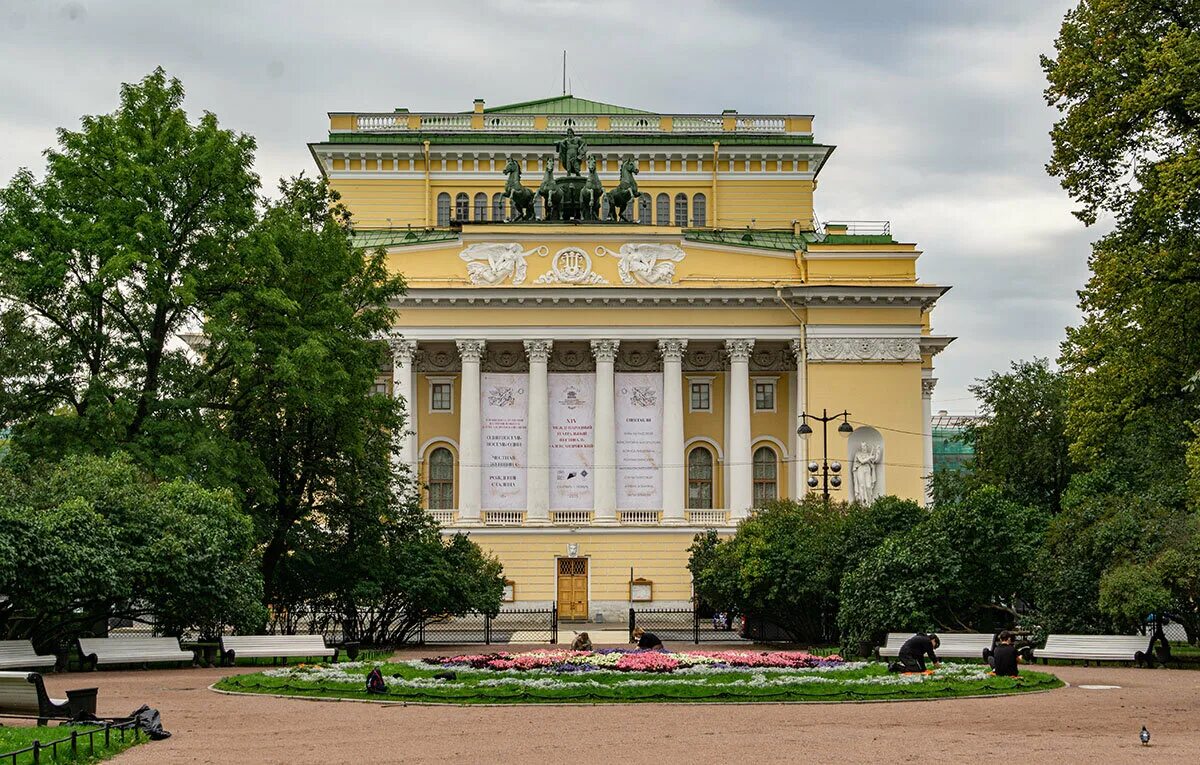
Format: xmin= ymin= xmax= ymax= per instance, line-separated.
xmin=752 ymin=376 xmax=778 ymax=413
xmin=674 ymin=193 xmax=688 ymax=227
xmin=656 ymin=193 xmax=670 ymax=225
xmin=692 ymin=193 xmax=707 ymax=227
xmin=454 ymin=192 xmax=469 ymax=221
xmin=474 ymin=192 xmax=488 ymax=222
xmin=428 ymin=376 xmax=455 ymax=413
xmin=688 ymin=376 xmax=715 ymax=413
xmin=752 ymin=445 xmax=778 ymax=507
xmin=492 ymin=192 xmax=506 ymax=222
xmin=687 ymin=446 xmax=715 ymax=510
xmin=436 ymin=192 xmax=451 ymax=226
xmin=427 ymin=446 xmax=455 ymax=510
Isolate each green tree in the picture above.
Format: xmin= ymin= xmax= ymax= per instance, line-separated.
xmin=199 ymin=175 xmax=407 ymax=602
xmin=0 ymin=68 xmax=258 ymax=472
xmin=838 ymin=487 xmax=1045 ymax=651
xmin=964 ymin=359 xmax=1074 ymax=512
xmin=0 ymin=454 xmax=264 ymax=650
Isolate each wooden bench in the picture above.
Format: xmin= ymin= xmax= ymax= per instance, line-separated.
xmin=1034 ymin=634 xmax=1153 ymax=666
xmin=0 ymin=640 xmax=57 ymax=671
xmin=0 ymin=672 xmax=72 ymax=725
xmin=77 ymin=637 xmax=195 ymax=670
xmin=219 ymin=635 xmax=339 ymax=665
xmin=878 ymin=632 xmax=996 ymax=659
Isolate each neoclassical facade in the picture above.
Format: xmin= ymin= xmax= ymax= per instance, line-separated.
xmin=310 ymin=95 xmax=953 ymax=621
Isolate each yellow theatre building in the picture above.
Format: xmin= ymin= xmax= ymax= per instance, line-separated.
xmin=308 ymin=95 xmax=953 ymax=623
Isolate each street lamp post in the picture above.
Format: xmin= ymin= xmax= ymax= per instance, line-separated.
xmin=797 ymin=409 xmax=854 ymax=505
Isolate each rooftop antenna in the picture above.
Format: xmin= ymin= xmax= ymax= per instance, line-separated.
xmin=562 ymin=50 xmax=567 ymax=95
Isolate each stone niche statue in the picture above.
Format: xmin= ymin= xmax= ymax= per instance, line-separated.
xmin=847 ymin=426 xmax=884 ymax=504
xmin=555 ymin=128 xmax=588 ymax=177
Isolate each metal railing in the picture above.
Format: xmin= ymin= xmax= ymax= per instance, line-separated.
xmin=483 ymin=510 xmax=525 ymax=526
xmin=345 ymin=112 xmax=797 ymax=135
xmin=1 ymin=718 xmax=141 ymax=765
xmin=419 ymin=607 xmax=557 ymax=645
xmin=628 ymin=606 xmax=746 ymax=644
xmin=820 ymin=220 xmax=892 ymax=237
xmin=552 ymin=510 xmax=593 ymax=525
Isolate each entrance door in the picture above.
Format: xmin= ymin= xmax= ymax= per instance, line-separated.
xmin=556 ymin=558 xmax=589 ymax=620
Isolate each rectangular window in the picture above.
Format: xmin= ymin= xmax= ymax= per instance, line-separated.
xmin=372 ymin=382 xmax=389 ymax=396
xmin=754 ymin=382 xmax=775 ymax=411
xmin=690 ymin=382 xmax=711 ymax=412
xmin=431 ymin=382 xmax=453 ymax=411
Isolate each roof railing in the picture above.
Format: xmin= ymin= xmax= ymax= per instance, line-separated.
xmin=343 ymin=112 xmax=804 ymax=135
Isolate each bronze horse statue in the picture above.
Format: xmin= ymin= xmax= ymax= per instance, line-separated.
xmin=580 ymin=156 xmax=604 ymax=221
xmin=603 ymin=157 xmax=639 ymax=221
xmin=502 ymin=158 xmax=537 ymax=221
xmin=536 ymin=158 xmax=563 ymax=221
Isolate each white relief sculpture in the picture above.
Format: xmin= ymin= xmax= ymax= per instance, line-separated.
xmin=459 ymin=243 xmax=548 ymax=285
xmin=595 ymin=243 xmax=686 ymax=285
xmin=534 ymin=247 xmax=609 ymax=284
xmin=852 ymin=442 xmax=881 ymax=504
xmin=806 ymin=337 xmax=921 ymax=362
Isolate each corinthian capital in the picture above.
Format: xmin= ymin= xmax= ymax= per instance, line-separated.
xmin=922 ymin=377 xmax=938 ymax=397
xmin=388 ymin=336 xmax=418 ymax=364
xmin=657 ymin=338 xmax=688 ymax=363
xmin=725 ymin=338 xmax=755 ymax=362
xmin=456 ymin=339 xmax=486 ymax=362
xmin=524 ymin=339 xmax=554 ymax=363
xmin=590 ymin=339 xmax=620 ymax=362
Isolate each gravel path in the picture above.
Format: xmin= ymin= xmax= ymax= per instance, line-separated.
xmin=24 ymin=648 xmax=1200 ymax=764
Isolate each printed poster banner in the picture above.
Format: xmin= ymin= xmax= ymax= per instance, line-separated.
xmin=616 ymin=372 xmax=663 ymax=509
xmin=481 ymin=373 xmax=528 ymax=510
xmin=549 ymin=373 xmax=595 ymax=509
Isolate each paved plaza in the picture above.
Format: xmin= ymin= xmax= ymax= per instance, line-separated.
xmin=15 ymin=648 xmax=1197 ymax=764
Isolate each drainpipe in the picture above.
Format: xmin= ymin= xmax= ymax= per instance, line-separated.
xmin=423 ymin=140 xmax=432 ymax=227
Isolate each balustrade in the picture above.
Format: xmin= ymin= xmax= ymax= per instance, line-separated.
xmin=619 ymin=509 xmax=662 ymax=525
xmin=552 ymin=510 xmax=594 ymax=525
xmin=483 ymin=510 xmax=526 ymax=526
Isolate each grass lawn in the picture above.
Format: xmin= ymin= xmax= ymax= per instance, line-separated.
xmin=0 ymin=724 xmax=144 ymax=765
xmin=215 ymin=654 xmax=1063 ymax=704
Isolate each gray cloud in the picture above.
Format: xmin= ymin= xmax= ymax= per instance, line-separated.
xmin=0 ymin=0 xmax=1094 ymax=412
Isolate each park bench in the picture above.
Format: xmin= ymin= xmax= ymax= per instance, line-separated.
xmin=218 ymin=635 xmax=341 ymax=665
xmin=77 ymin=637 xmax=194 ymax=670
xmin=877 ymin=632 xmax=996 ymax=659
xmin=1034 ymin=634 xmax=1153 ymax=666
xmin=0 ymin=640 xmax=56 ymax=671
xmin=0 ymin=672 xmax=83 ymax=725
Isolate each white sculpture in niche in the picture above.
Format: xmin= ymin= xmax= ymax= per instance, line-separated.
xmin=596 ymin=243 xmax=686 ymax=285
xmin=847 ymin=426 xmax=884 ymax=504
xmin=459 ymin=243 xmax=548 ymax=285
xmin=534 ymin=247 xmax=608 ymax=284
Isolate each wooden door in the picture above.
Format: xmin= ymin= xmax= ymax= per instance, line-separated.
xmin=556 ymin=558 xmax=589 ymax=620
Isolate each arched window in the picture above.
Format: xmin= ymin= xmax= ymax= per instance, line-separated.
xmin=492 ymin=193 xmax=506 ymax=222
xmin=534 ymin=196 xmax=544 ymax=220
xmin=638 ymin=193 xmax=651 ymax=224
xmin=600 ymin=195 xmax=610 ymax=221
xmin=454 ymin=193 xmax=469 ymax=221
xmin=474 ymin=192 xmax=488 ymax=222
xmin=428 ymin=447 xmax=455 ymax=510
xmin=753 ymin=446 xmax=778 ymax=506
xmin=436 ymin=193 xmax=451 ymax=226
xmin=692 ymin=193 xmax=707 ymax=227
xmin=688 ymin=447 xmax=714 ymax=510
xmin=656 ymin=193 xmax=670 ymax=225
xmin=674 ymin=193 xmax=689 ymax=227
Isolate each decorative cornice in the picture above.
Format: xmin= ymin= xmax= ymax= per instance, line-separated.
xmin=590 ymin=339 xmax=620 ymax=362
xmin=524 ymin=339 xmax=554 ymax=363
xmin=456 ymin=339 xmax=486 ymax=361
xmin=725 ymin=339 xmax=755 ymax=362
xmin=657 ymin=338 xmax=688 ymax=362
xmin=919 ymin=336 xmax=956 ymax=358
xmin=807 ymin=337 xmax=921 ymax=363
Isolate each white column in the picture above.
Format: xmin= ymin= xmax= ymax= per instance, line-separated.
xmin=388 ymin=337 xmax=419 ymax=476
xmin=726 ymin=339 xmax=754 ymax=518
xmin=790 ymin=338 xmax=808 ymax=498
xmin=524 ymin=339 xmax=553 ymax=525
xmin=922 ymin=376 xmax=937 ymax=505
xmin=591 ymin=339 xmax=619 ymax=525
xmin=456 ymin=339 xmax=485 ymax=525
xmin=658 ymin=339 xmax=687 ymax=524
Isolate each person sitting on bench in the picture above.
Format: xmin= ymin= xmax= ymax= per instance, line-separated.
xmin=888 ymin=632 xmax=940 ymax=673
xmin=984 ymin=630 xmax=1021 ymax=677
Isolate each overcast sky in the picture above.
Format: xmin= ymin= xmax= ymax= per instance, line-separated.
xmin=0 ymin=0 xmax=1096 ymax=413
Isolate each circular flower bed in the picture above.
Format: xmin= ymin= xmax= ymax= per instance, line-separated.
xmin=426 ymin=648 xmax=845 ymax=673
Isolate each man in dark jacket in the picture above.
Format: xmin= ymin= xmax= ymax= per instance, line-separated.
xmin=888 ymin=633 xmax=940 ymax=673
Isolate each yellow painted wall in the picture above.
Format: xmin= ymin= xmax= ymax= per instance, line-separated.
xmin=714 ymin=179 xmax=814 ymax=229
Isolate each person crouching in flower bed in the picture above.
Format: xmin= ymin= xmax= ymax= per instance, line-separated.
xmin=631 ymin=627 xmax=664 ymax=650
xmin=887 ymin=632 xmax=939 ymax=673
xmin=983 ymin=631 xmax=1021 ymax=677
xmin=572 ymin=632 xmax=593 ymax=651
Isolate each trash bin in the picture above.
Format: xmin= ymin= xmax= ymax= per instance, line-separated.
xmin=65 ymin=687 xmax=98 ymax=717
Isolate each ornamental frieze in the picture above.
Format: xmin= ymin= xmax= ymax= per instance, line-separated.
xmin=807 ymin=337 xmax=922 ymax=363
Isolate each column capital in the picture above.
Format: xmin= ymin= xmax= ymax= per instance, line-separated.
xmin=922 ymin=377 xmax=938 ymax=398
xmin=590 ymin=339 xmax=620 ymax=362
xmin=657 ymin=338 xmax=688 ymax=362
xmin=789 ymin=337 xmax=805 ymax=361
xmin=725 ymin=338 xmax=755 ymax=362
xmin=456 ymin=339 xmax=486 ymax=362
xmin=523 ymin=339 xmax=554 ymax=362
xmin=388 ymin=336 xmax=418 ymax=363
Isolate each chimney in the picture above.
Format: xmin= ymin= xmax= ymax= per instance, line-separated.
xmin=473 ymin=99 xmax=485 ymax=113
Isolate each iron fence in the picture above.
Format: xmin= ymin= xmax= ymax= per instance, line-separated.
xmin=420 ymin=607 xmax=557 ymax=646
xmin=628 ymin=607 xmax=747 ymax=644
xmin=0 ymin=717 xmax=140 ymax=765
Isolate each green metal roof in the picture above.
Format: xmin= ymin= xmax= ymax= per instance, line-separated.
xmin=350 ymin=228 xmax=459 ymax=249
xmin=483 ymin=95 xmax=650 ymax=115
xmin=320 ymin=133 xmax=815 ymax=147
xmin=684 ymin=229 xmax=815 ymax=253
